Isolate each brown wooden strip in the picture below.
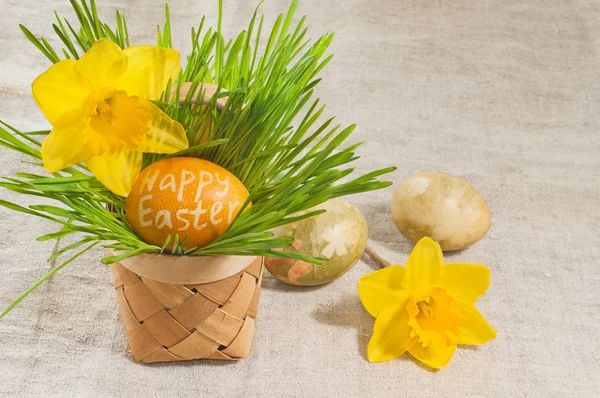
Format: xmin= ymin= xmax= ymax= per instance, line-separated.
xmin=143 ymin=309 xmax=191 ymax=348
xmin=196 ymin=308 xmax=243 ymax=346
xmin=191 ymin=273 xmax=242 ymax=305
xmin=123 ymin=282 xmax=165 ymax=321
xmin=127 ymin=323 xmax=164 ymax=362
xmin=207 ymin=350 xmax=235 ymax=361
xmin=244 ymin=257 xmax=264 ymax=279
xmin=168 ymin=331 xmax=219 ymax=360
xmin=110 ymin=263 xmax=123 ymax=289
xmin=168 ymin=293 xmax=219 ymax=330
xmin=222 ymin=317 xmax=255 ymax=359
xmin=257 ymin=258 xmax=264 ymax=281
xmin=140 ymin=347 xmax=186 ymax=363
xmin=115 ymin=262 xmax=141 ymax=288
xmin=115 ymin=287 xmax=141 ymax=331
xmin=221 ymin=273 xmax=256 ymax=318
xmin=143 ymin=279 xmax=194 ymax=308
xmin=246 ymin=284 xmax=261 ymax=318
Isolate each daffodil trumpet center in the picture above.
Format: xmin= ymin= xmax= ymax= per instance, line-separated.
xmin=96 ymin=98 xmax=115 ymax=124
xmin=84 ymin=90 xmax=152 ymax=155
xmin=407 ymin=288 xmax=467 ymax=348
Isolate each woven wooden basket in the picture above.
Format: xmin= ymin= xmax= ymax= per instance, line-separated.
xmin=109 ymin=83 xmax=263 ymax=363
xmin=110 ymin=254 xmax=263 ymax=363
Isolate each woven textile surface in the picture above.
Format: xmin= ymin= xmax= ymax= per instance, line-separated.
xmin=0 ymin=0 xmax=599 ymax=397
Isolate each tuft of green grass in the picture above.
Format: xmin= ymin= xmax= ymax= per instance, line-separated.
xmin=0 ymin=0 xmax=395 ymax=317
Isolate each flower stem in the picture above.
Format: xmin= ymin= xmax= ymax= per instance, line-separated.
xmin=364 ymin=245 xmax=391 ymax=268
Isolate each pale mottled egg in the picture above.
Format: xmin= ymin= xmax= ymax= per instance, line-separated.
xmin=391 ymin=171 xmax=491 ymax=251
xmin=265 ymin=198 xmax=368 ymax=286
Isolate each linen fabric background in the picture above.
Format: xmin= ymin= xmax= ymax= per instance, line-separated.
xmin=1 ymin=0 xmax=599 ymax=397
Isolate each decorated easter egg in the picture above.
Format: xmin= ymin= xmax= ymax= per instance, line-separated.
xmin=125 ymin=157 xmax=249 ymax=250
xmin=265 ymin=198 xmax=368 ymax=286
xmin=391 ymin=171 xmax=491 ymax=251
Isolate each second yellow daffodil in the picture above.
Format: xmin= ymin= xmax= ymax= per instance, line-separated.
xmin=358 ymin=237 xmax=496 ymax=369
xmin=32 ymin=38 xmax=189 ymax=196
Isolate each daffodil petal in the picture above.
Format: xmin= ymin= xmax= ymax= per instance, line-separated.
xmin=402 ymin=237 xmax=444 ymax=293
xmin=408 ymin=343 xmax=457 ymax=370
xmin=74 ymin=39 xmax=127 ymax=89
xmin=358 ymin=266 xmax=410 ymax=317
xmin=134 ymin=101 xmax=188 ymax=154
xmin=455 ymin=298 xmax=497 ymax=345
xmin=117 ymin=45 xmax=180 ymax=100
xmin=440 ymin=262 xmax=490 ymax=303
xmin=85 ymin=149 xmax=142 ymax=197
xmin=41 ymin=116 xmax=92 ymax=172
xmin=367 ymin=303 xmax=417 ymax=363
xmin=32 ymin=60 xmax=91 ymax=125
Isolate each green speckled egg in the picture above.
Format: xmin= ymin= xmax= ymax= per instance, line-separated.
xmin=265 ymin=198 xmax=368 ymax=286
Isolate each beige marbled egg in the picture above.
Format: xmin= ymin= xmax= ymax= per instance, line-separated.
xmin=391 ymin=171 xmax=491 ymax=251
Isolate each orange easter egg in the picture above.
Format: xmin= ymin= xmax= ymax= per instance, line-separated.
xmin=125 ymin=157 xmax=249 ymax=250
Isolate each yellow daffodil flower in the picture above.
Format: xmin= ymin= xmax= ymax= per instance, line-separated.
xmin=358 ymin=237 xmax=496 ymax=369
xmin=32 ymin=38 xmax=189 ymax=196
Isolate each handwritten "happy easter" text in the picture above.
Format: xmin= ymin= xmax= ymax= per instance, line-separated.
xmin=136 ymin=169 xmax=241 ymax=231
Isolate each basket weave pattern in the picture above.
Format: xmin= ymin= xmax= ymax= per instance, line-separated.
xmin=110 ymin=257 xmax=263 ymax=363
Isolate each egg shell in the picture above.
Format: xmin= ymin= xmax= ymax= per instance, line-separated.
xmin=265 ymin=198 xmax=368 ymax=286
xmin=391 ymin=171 xmax=491 ymax=251
xmin=125 ymin=157 xmax=249 ymax=250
